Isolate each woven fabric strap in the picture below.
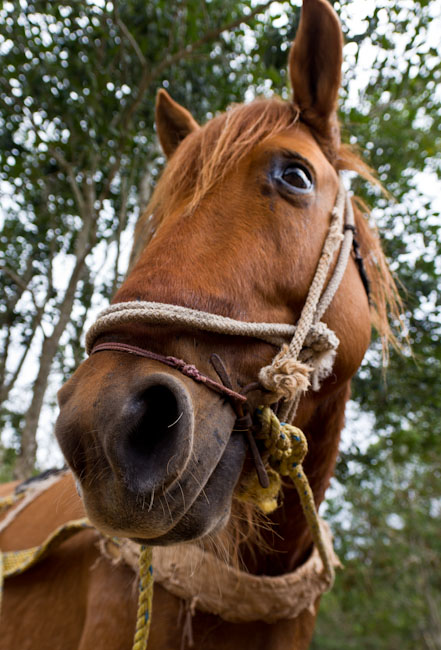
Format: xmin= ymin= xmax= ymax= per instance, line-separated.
xmin=0 ymin=489 xmax=338 ymax=628
xmin=153 ymin=519 xmax=341 ymax=623
xmin=0 ymin=517 xmax=94 ymax=613
xmin=1 ymin=518 xmax=94 ymax=579
xmin=101 ymin=519 xmax=340 ymax=623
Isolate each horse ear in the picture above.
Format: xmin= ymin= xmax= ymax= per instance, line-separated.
xmin=289 ymin=0 xmax=343 ymax=146
xmin=155 ymin=89 xmax=199 ymax=158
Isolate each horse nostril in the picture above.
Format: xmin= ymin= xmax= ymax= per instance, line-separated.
xmin=128 ymin=385 xmax=180 ymax=459
xmin=116 ymin=373 xmax=194 ymax=494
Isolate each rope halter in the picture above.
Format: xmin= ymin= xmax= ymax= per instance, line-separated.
xmin=86 ymin=174 xmax=356 ymax=423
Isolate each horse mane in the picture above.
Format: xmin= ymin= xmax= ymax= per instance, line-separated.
xmin=337 ymin=146 xmax=403 ymax=354
xmin=133 ymin=97 xmax=402 ymax=353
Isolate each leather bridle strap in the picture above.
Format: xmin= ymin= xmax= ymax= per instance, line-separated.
xmin=90 ymin=341 xmax=247 ymax=405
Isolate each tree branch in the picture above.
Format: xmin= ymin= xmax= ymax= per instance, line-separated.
xmin=99 ymin=1 xmax=273 ymax=201
xmin=115 ymin=16 xmax=146 ymax=66
xmin=151 ymin=0 xmax=273 ymax=80
xmin=49 ymin=147 xmax=87 ymax=218
xmin=0 ymin=306 xmax=45 ymax=405
xmin=1 ymin=265 xmax=42 ymax=316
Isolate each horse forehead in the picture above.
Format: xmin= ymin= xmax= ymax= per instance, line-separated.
xmin=253 ymin=124 xmax=335 ymax=173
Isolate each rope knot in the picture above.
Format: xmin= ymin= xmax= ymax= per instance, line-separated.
xmin=304 ymin=322 xmax=339 ymax=353
xmin=277 ymin=423 xmax=308 ymax=474
xmin=255 ymin=407 xmax=308 ymax=475
xmin=168 ymin=357 xmax=201 ymax=381
xmin=241 ymin=406 xmax=334 ymax=583
xmin=300 ymin=323 xmax=340 ymax=392
xmin=258 ymin=345 xmax=312 ymax=402
xmin=182 ymin=364 xmax=201 ymax=380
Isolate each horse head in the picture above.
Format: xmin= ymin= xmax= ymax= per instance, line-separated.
xmin=56 ymin=0 xmax=377 ymax=550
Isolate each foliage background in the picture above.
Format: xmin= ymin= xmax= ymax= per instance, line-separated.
xmin=1 ymin=0 xmax=440 ymax=647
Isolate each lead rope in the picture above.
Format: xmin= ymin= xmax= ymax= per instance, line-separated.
xmin=238 ymin=406 xmax=335 ymax=582
xmin=133 ymin=546 xmax=154 ymax=650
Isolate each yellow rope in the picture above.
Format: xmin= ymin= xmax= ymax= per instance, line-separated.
xmin=132 ymin=545 xmax=154 ymax=650
xmin=237 ymin=467 xmax=282 ymax=514
xmin=240 ymin=406 xmax=335 ymax=584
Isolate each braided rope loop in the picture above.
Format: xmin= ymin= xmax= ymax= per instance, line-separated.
xmin=252 ymin=406 xmax=335 ymax=585
xmin=86 ymin=302 xmax=298 ymax=353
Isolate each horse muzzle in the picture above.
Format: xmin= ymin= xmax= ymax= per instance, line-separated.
xmin=55 ymin=354 xmax=246 ymax=543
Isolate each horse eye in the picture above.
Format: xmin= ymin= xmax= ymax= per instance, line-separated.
xmin=281 ymin=165 xmax=313 ymax=192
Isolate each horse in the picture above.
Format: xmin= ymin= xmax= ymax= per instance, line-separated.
xmin=0 ymin=0 xmax=400 ymax=648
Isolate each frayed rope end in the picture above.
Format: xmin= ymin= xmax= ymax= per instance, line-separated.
xmin=258 ymin=345 xmax=312 ymax=402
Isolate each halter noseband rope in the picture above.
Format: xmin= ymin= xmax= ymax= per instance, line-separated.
xmin=87 ymin=175 xmax=357 ymax=423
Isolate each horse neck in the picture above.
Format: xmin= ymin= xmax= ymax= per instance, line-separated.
xmin=236 ymin=381 xmax=350 ymax=576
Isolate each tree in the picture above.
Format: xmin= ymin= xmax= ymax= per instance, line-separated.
xmin=0 ymin=0 xmax=275 ymax=478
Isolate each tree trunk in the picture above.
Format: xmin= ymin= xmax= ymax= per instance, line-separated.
xmin=14 ymin=254 xmax=90 ymax=479
xmin=0 ymin=304 xmax=45 ymax=406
